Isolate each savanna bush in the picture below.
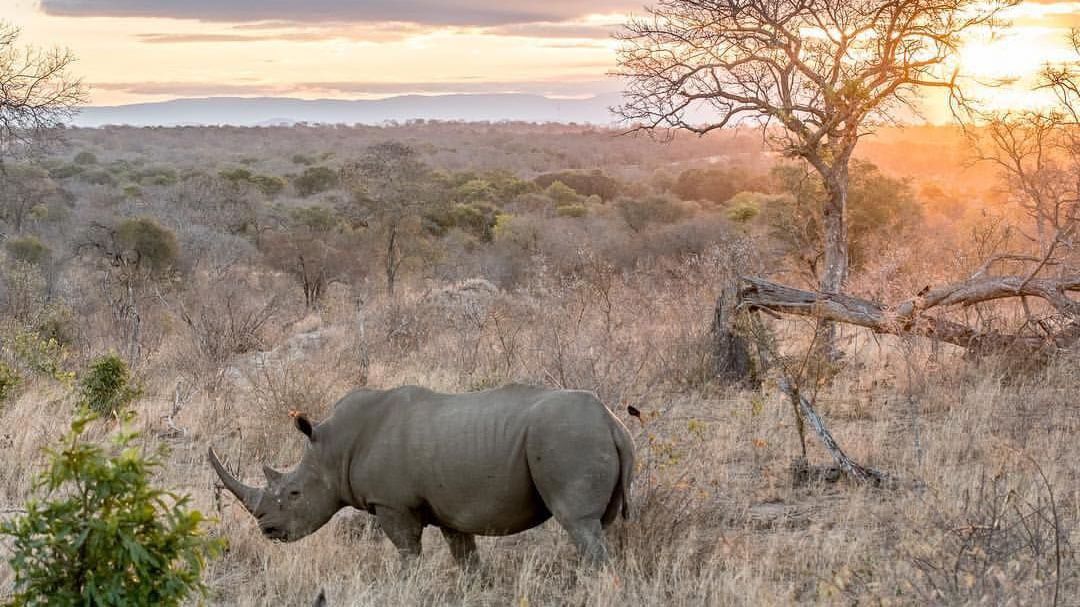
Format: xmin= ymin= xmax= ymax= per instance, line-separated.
xmin=294 ymin=166 xmax=339 ymax=197
xmin=1 ymin=413 xmax=222 ymax=606
xmin=0 ymin=362 xmax=20 ymax=403
xmin=5 ymin=236 xmax=51 ymax=266
xmin=78 ymin=353 xmax=141 ymax=417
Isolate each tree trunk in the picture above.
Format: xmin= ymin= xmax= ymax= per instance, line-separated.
xmin=817 ymin=163 xmax=850 ymax=360
xmin=712 ymin=285 xmax=751 ymax=385
xmin=385 ymin=226 xmax=398 ymax=297
xmin=125 ymin=281 xmax=141 ymax=367
xmin=821 ymin=170 xmax=849 ymax=295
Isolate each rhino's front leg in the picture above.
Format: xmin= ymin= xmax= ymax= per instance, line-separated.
xmin=374 ymin=506 xmax=423 ymax=571
xmin=439 ymin=527 xmax=480 ymax=571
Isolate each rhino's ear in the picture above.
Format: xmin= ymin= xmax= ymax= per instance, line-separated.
xmin=290 ymin=409 xmax=315 ymax=441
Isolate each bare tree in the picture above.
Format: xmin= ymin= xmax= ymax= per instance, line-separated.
xmin=616 ymin=0 xmax=1013 ymax=296
xmin=80 ymin=218 xmax=181 ymax=365
xmin=341 ymin=142 xmax=432 ymax=297
xmin=0 ymin=162 xmax=59 ymax=233
xmin=0 ymin=21 xmax=86 ymax=159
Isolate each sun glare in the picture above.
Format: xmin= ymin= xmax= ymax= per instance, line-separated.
xmin=956 ymin=26 xmax=1074 ymax=110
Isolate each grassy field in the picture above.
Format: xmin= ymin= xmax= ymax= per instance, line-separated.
xmin=2 ymin=268 xmax=1075 ymax=606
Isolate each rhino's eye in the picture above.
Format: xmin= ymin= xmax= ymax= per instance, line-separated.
xmin=288 ymin=490 xmax=301 ymax=499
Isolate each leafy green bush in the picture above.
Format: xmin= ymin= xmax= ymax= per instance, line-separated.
xmin=725 ymin=192 xmax=766 ymax=223
xmin=2 ymin=261 xmax=47 ymax=324
xmin=293 ymin=165 xmax=339 ymax=196
xmin=290 ymin=205 xmax=339 ymax=232
xmin=49 ymin=163 xmax=84 ymax=179
xmin=220 ymin=168 xmax=286 ymax=196
xmin=73 ymin=151 xmax=98 ymax=165
xmin=113 ymin=218 xmax=180 ymax=274
xmin=11 ymin=330 xmax=73 ymax=384
xmin=555 ymin=203 xmax=588 ymax=218
xmin=5 ymin=236 xmax=51 ymax=266
xmin=542 ymin=180 xmax=582 ymax=206
xmin=0 ymin=362 xmax=21 ymax=403
xmin=79 ymin=353 xmax=141 ymax=417
xmin=534 ymin=169 xmax=620 ymax=201
xmin=36 ymin=302 xmax=76 ymax=346
xmin=1 ymin=413 xmax=222 ymax=606
xmin=615 ymin=195 xmax=689 ymax=232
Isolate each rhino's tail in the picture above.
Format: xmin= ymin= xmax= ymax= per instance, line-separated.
xmin=611 ymin=421 xmax=635 ymax=521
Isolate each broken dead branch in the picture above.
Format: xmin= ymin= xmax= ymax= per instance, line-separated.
xmin=737 ymin=275 xmax=1080 ymax=353
xmin=745 ymin=315 xmax=893 ymax=487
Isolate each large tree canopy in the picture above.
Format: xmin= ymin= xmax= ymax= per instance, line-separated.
xmin=617 ymin=0 xmax=1012 ymax=293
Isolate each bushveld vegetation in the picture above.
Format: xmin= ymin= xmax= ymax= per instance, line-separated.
xmin=0 ymin=9 xmax=1078 ymax=607
xmin=0 ymin=117 xmax=1072 ymax=605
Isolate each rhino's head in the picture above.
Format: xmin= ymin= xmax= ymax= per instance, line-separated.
xmin=209 ymin=413 xmax=343 ymax=542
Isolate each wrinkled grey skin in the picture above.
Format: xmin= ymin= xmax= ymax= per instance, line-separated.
xmin=209 ymin=383 xmax=635 ymax=567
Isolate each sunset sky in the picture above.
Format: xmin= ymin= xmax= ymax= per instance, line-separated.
xmin=5 ymin=0 xmax=1080 ymax=119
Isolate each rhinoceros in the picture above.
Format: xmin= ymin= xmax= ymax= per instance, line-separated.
xmin=209 ymin=383 xmax=635 ymax=567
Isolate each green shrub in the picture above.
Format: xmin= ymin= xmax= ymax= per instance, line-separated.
xmin=1 ymin=413 xmax=223 ymax=606
xmin=11 ymin=330 xmax=73 ymax=384
xmin=79 ymin=353 xmax=141 ymax=417
xmin=555 ymin=203 xmax=588 ymax=218
xmin=534 ymin=169 xmax=620 ymax=201
xmin=50 ymin=163 xmax=84 ymax=179
xmin=113 ymin=218 xmax=179 ymax=274
xmin=83 ymin=170 xmax=116 ymax=187
xmin=5 ymin=236 xmax=50 ymax=266
xmin=290 ymin=205 xmax=339 ymax=232
xmin=615 ymin=195 xmax=688 ymax=231
xmin=36 ymin=303 xmax=76 ymax=346
xmin=0 ymin=362 xmax=21 ymax=402
xmin=543 ymin=180 xmax=582 ymax=206
xmin=725 ymin=192 xmax=763 ymax=223
xmin=293 ymin=166 xmax=338 ymax=196
xmin=73 ymin=151 xmax=98 ymax=165
xmin=252 ymin=174 xmax=286 ymax=196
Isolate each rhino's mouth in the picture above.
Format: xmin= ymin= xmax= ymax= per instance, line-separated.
xmin=260 ymin=524 xmax=288 ymax=542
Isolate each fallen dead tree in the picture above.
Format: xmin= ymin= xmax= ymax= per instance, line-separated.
xmin=717 ymin=268 xmax=1079 ymax=487
xmin=737 ymin=273 xmax=1080 ymax=354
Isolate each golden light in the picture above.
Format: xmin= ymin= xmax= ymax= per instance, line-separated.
xmin=955 ymin=25 xmax=1075 ymax=110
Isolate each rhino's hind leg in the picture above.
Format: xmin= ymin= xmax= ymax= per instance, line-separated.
xmin=525 ymin=428 xmax=618 ymax=564
xmin=440 ymin=527 xmax=480 ymax=571
xmin=560 ymin=518 xmax=610 ymax=565
xmin=375 ymin=507 xmax=423 ymax=571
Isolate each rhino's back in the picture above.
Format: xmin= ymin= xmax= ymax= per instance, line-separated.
xmin=334 ymin=384 xmax=614 ymax=535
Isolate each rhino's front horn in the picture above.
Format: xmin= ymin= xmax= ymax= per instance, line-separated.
xmin=208 ymin=447 xmax=262 ymax=513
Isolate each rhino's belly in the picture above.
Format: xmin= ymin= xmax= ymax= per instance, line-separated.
xmin=423 ymin=478 xmax=551 ymax=536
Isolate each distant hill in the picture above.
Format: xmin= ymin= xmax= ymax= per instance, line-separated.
xmin=70 ymin=93 xmax=625 ymax=127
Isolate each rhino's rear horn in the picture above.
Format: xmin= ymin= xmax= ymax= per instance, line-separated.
xmin=208 ymin=447 xmax=263 ymax=513
xmin=262 ymin=463 xmax=284 ymax=484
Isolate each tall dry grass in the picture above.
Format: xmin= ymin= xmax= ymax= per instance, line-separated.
xmin=0 ymin=250 xmax=1076 ymax=606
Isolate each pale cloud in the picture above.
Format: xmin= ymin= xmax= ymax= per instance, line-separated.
xmin=40 ymin=0 xmax=641 ymax=26
xmin=93 ymin=78 xmax=621 ymax=99
xmin=137 ymin=22 xmax=427 ymax=44
xmin=19 ymin=0 xmax=1079 ymax=113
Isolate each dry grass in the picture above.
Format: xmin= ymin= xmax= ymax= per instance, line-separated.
xmin=0 ymin=266 xmax=1076 ymax=606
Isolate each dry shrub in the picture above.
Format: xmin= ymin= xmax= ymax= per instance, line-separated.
xmin=892 ymin=457 xmax=1077 ymax=605
xmin=239 ymin=334 xmax=355 ymax=463
xmin=178 ymin=271 xmax=280 ymax=368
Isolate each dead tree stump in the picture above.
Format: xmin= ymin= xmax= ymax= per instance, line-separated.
xmin=712 ymin=285 xmax=752 ymax=386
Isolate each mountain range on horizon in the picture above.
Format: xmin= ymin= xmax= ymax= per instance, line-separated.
xmin=69 ymin=93 xmax=627 ymax=128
